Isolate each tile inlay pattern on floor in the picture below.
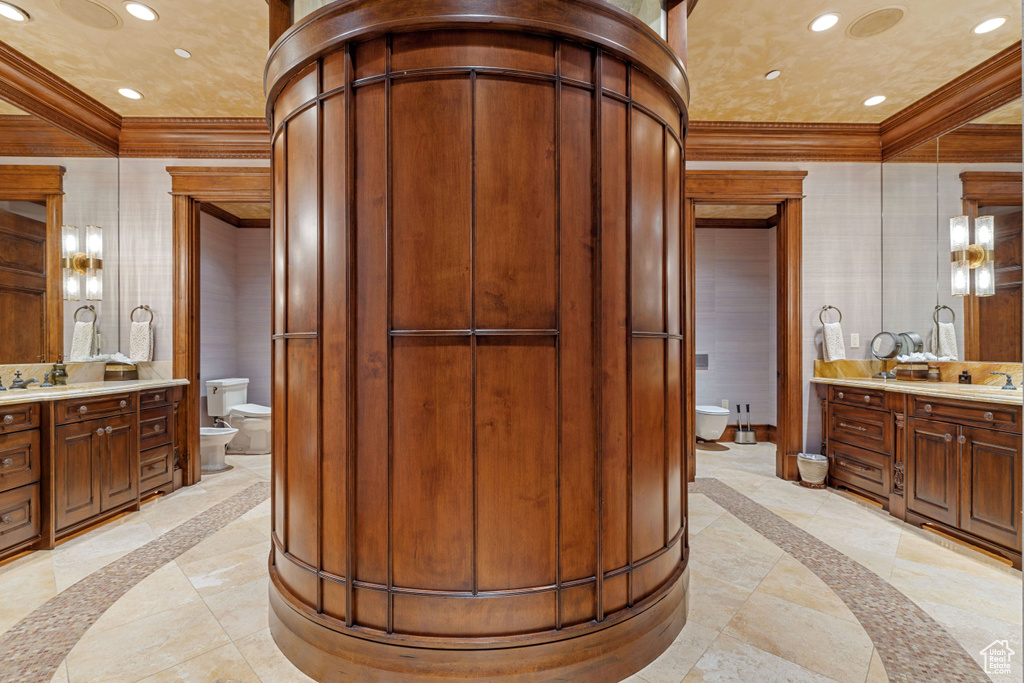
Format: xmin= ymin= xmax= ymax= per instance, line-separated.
xmin=692 ymin=478 xmax=990 ymax=683
xmin=0 ymin=482 xmax=270 ymax=683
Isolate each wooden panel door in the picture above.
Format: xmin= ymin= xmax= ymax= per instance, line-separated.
xmin=906 ymin=418 xmax=959 ymax=526
xmin=960 ymin=426 xmax=1022 ymax=550
xmin=0 ymin=207 xmax=47 ymax=364
xmin=100 ymin=415 xmax=137 ymax=511
xmin=973 ymin=210 xmax=1021 ymax=362
xmin=55 ymin=421 xmax=101 ymax=530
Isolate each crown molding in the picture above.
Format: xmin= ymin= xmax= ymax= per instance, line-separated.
xmin=119 ymin=117 xmax=271 ymax=158
xmin=0 ymin=115 xmax=108 ymax=157
xmin=0 ymin=41 xmax=121 ymax=156
xmin=880 ymin=41 xmax=1022 ymax=161
xmin=686 ymin=121 xmax=881 ymax=162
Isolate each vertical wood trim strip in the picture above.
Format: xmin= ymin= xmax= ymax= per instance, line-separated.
xmin=593 ymin=46 xmax=605 ymax=624
xmin=280 ymin=126 xmax=289 ymax=554
xmin=786 ymin=197 xmax=803 ymax=478
xmin=385 ymin=34 xmax=395 ymax=635
xmin=661 ymin=124 xmax=670 ymax=549
xmin=315 ymin=56 xmax=325 ymax=616
xmin=470 ymin=68 xmax=479 ymax=598
xmin=44 ymin=193 xmax=63 ymax=362
xmin=343 ymin=42 xmax=356 ymax=627
xmin=554 ymin=39 xmax=563 ymax=632
xmin=624 ymin=64 xmax=634 ymax=608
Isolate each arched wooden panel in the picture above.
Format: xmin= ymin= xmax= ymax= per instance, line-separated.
xmin=266 ymin=1 xmax=690 ymax=680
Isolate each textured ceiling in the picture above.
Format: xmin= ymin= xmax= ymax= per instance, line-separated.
xmin=974 ymin=97 xmax=1023 ymax=124
xmin=0 ymin=101 xmax=26 ymax=115
xmin=694 ymin=204 xmax=778 ymax=219
xmin=687 ymin=0 xmax=1021 ymax=122
xmin=0 ymin=0 xmax=268 ymax=116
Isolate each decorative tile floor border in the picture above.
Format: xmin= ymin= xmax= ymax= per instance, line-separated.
xmin=692 ymin=478 xmax=991 ymax=683
xmin=0 ymin=482 xmax=271 ymax=683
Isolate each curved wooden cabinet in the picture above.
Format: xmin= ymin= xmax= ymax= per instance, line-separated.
xmin=265 ymin=1 xmax=690 ymax=680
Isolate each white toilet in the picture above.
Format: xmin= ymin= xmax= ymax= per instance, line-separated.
xmin=206 ymin=378 xmax=272 ymax=455
xmin=200 ymin=426 xmax=238 ymax=472
xmin=696 ymin=405 xmax=731 ymax=442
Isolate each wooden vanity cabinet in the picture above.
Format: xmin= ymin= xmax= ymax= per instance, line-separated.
xmin=905 ymin=418 xmax=959 ymax=527
xmin=0 ymin=402 xmax=42 ymax=555
xmin=958 ymin=426 xmax=1021 ymax=551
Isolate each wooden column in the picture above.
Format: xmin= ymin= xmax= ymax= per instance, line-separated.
xmin=264 ymin=1 xmax=691 ymax=681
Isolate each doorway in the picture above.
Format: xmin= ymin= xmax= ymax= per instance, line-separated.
xmin=686 ymin=170 xmax=807 ymax=481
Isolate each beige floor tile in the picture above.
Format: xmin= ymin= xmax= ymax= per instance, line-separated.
xmin=708 ymin=468 xmax=768 ymax=497
xmin=204 ymin=576 xmax=270 ymax=641
xmin=90 ymin=562 xmax=201 ymax=634
xmin=748 ymin=479 xmax=831 ymax=517
xmin=896 ymin=526 xmax=1021 ymax=586
xmin=700 ymin=513 xmax=785 ymax=561
xmin=52 ymin=516 xmax=157 ymax=592
xmin=235 ymin=627 xmax=315 ymax=683
xmin=765 ymin=505 xmax=814 ymax=528
xmin=686 ymin=568 xmax=752 ymax=631
xmin=177 ymin=539 xmax=270 ymax=598
xmin=175 ymin=518 xmax=269 ymax=566
xmin=914 ymin=599 xmax=1023 ymax=681
xmin=722 ymin=591 xmax=873 ymax=683
xmin=137 ymin=643 xmax=261 ymax=683
xmin=688 ymin=533 xmax=778 ymax=591
xmin=890 ymin=558 xmax=1022 ymax=625
xmin=755 ymin=555 xmax=857 ymax=624
xmin=865 ymin=649 xmax=886 ymax=683
xmin=141 ymin=488 xmax=223 ymax=536
xmin=688 ymin=494 xmax=727 ymax=536
xmin=50 ymin=659 xmax=68 ymax=683
xmin=0 ymin=550 xmax=57 ymax=633
xmin=683 ymin=634 xmax=838 ymax=683
xmin=635 ymin=620 xmax=719 ymax=683
xmin=67 ymin=600 xmax=230 ymax=683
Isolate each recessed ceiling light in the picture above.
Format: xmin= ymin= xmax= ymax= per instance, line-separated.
xmin=765 ymin=70 xmax=781 ymax=80
xmin=0 ymin=1 xmax=29 ymax=22
xmin=174 ymin=48 xmax=191 ymax=59
xmin=810 ymin=13 xmax=840 ymax=32
xmin=123 ymin=2 xmax=157 ymax=21
xmin=118 ymin=87 xmax=144 ymax=100
xmin=863 ymin=95 xmax=886 ymax=107
xmin=973 ymin=17 xmax=1007 ymax=34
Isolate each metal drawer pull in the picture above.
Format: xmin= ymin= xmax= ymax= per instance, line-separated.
xmin=96 ymin=427 xmax=105 ymax=436
xmin=984 ymin=412 xmax=994 ymax=421
xmin=119 ymin=400 xmax=127 ymax=408
xmin=78 ymin=406 xmax=87 ymax=414
xmin=153 ymin=424 xmax=164 ymax=433
xmin=839 ymin=422 xmax=868 ymax=432
xmin=838 ymin=459 xmax=873 ymax=474
xmin=2 ymin=415 xmax=12 ymax=425
xmin=0 ymin=459 xmax=12 ymax=468
xmin=838 ymin=392 xmax=845 ymax=399
xmin=944 ymin=433 xmax=953 ymax=442
xmin=958 ymin=435 xmax=966 ymax=444
xmin=863 ymin=395 xmax=871 ymax=403
xmin=924 ymin=404 xmax=932 ymax=413
xmin=154 ymin=394 xmax=163 ymax=401
xmin=105 ymin=426 xmax=113 ymax=435
xmin=1 ymin=516 xmax=12 ymax=525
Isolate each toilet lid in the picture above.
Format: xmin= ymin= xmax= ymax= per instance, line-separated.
xmin=232 ymin=403 xmax=271 ymax=418
xmin=696 ymin=405 xmax=731 ymax=416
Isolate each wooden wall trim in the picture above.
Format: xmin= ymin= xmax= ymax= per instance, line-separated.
xmin=686 ymin=121 xmax=882 ymax=162
xmin=0 ymin=41 xmax=121 ymax=156
xmin=686 ymin=170 xmax=808 ymax=202
xmin=959 ymin=171 xmax=1023 ymax=204
xmin=120 ymin=118 xmax=271 ymax=159
xmin=694 ymin=217 xmax=771 ymax=230
xmin=0 ymin=116 xmax=108 ymax=157
xmin=880 ymin=42 xmax=1022 ymax=161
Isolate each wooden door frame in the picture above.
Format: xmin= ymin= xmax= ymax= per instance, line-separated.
xmin=959 ymin=171 xmax=1023 ymax=361
xmin=169 ymin=167 xmax=272 ymax=486
xmin=0 ymin=165 xmax=65 ymax=363
xmin=686 ymin=170 xmax=807 ymax=481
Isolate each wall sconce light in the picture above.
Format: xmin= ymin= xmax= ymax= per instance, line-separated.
xmin=950 ymin=215 xmax=994 ymax=297
xmin=62 ymin=224 xmax=103 ymax=301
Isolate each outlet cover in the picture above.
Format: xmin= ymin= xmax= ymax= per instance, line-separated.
xmin=721 ymin=399 xmax=729 ymax=409
xmin=850 ymin=333 xmax=860 ymax=349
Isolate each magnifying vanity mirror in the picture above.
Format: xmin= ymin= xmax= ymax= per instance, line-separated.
xmin=870 ymin=331 xmax=901 ymax=379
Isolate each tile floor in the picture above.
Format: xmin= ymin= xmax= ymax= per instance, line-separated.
xmin=0 ymin=443 xmax=1017 ymax=682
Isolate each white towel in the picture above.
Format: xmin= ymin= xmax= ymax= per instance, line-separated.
xmin=932 ymin=322 xmax=958 ymax=361
xmin=70 ymin=321 xmax=95 ymax=361
xmin=129 ymin=321 xmax=153 ymax=362
xmin=823 ymin=322 xmax=846 ymax=361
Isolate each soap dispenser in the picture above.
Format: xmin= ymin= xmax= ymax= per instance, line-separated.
xmin=958 ymin=370 xmax=972 ymax=384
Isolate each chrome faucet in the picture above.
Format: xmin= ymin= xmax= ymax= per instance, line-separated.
xmin=9 ymin=372 xmax=38 ymax=390
xmin=991 ymin=372 xmax=1017 ymax=390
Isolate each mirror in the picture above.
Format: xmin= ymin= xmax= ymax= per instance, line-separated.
xmin=870 ymin=331 xmax=900 ymax=379
xmin=882 ymin=97 xmax=1022 ymax=363
xmin=0 ymin=100 xmax=119 ymax=365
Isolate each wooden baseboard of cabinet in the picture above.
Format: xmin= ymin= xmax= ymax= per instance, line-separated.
xmin=54 ymin=502 xmax=140 ymax=544
xmin=905 ymin=510 xmax=1022 ymax=569
xmin=921 ymin=524 xmax=1015 ymax=567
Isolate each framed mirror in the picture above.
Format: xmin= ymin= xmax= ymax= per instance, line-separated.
xmin=0 ymin=100 xmax=120 ymax=365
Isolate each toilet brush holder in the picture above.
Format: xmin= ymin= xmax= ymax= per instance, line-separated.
xmin=733 ymin=431 xmax=757 ymax=444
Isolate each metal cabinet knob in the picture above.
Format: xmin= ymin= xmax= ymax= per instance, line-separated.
xmin=154 ymin=424 xmax=164 ymax=433
xmin=838 ymin=392 xmax=845 ymax=399
xmin=1 ymin=516 xmax=12 ymax=525
xmin=78 ymin=406 xmax=87 ymax=414
xmin=958 ymin=435 xmax=967 ymax=444
xmin=119 ymin=400 xmax=127 ymax=408
xmin=863 ymin=395 xmax=871 ymax=403
xmin=2 ymin=415 xmax=12 ymax=425
xmin=154 ymin=394 xmax=163 ymax=401
xmin=984 ymin=412 xmax=994 ymax=421
xmin=96 ymin=428 xmax=105 ymax=436
xmin=944 ymin=433 xmax=953 ymax=442
xmin=924 ymin=404 xmax=932 ymax=413
xmin=105 ymin=426 xmax=113 ymax=435
xmin=1 ymin=459 xmax=12 ymax=468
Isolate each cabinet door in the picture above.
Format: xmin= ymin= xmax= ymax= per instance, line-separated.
xmin=960 ymin=427 xmax=1022 ymax=551
xmin=100 ymin=415 xmax=138 ymax=512
xmin=55 ymin=422 xmax=101 ymax=530
xmin=906 ymin=418 xmax=958 ymax=526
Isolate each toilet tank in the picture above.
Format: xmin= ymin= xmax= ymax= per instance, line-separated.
xmin=206 ymin=378 xmax=249 ymax=417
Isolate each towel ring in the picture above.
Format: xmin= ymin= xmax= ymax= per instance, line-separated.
xmin=73 ymin=305 xmax=97 ymax=323
xmin=130 ymin=305 xmax=154 ymax=324
xmin=819 ymin=305 xmax=842 ymax=325
xmin=933 ymin=305 xmax=955 ymax=325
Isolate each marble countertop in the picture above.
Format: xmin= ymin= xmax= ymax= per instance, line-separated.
xmin=811 ymin=376 xmax=1023 ymax=407
xmin=0 ymin=378 xmax=189 ymax=406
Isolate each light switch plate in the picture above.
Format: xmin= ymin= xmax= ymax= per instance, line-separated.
xmin=850 ymin=333 xmax=860 ymax=348
xmin=721 ymin=399 xmax=730 ymax=409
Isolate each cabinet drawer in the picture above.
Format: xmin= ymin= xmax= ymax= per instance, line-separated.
xmin=56 ymin=393 xmax=134 ymax=425
xmin=0 ymin=483 xmax=40 ymax=552
xmin=140 ymin=389 xmax=171 ymax=409
xmin=830 ymin=385 xmax=886 ymax=409
xmin=140 ymin=406 xmax=172 ymax=450
xmin=0 ymin=403 xmax=40 ymax=435
xmin=911 ymin=396 xmax=1019 ymax=432
xmin=829 ymin=404 xmax=892 ymax=455
xmin=0 ymin=430 xmax=40 ymax=493
xmin=830 ymin=442 xmax=889 ymax=497
xmin=140 ymin=444 xmax=173 ymax=493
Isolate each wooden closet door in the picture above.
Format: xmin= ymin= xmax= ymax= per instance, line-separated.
xmin=906 ymin=418 xmax=959 ymax=526
xmin=960 ymin=426 xmax=1022 ymax=550
xmin=55 ymin=421 xmax=101 ymax=530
